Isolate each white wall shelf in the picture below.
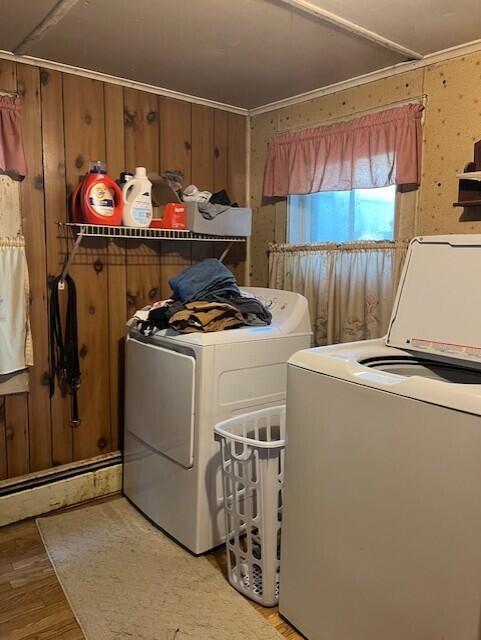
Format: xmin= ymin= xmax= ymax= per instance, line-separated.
xmin=56 ymin=222 xmax=245 ymax=288
xmin=57 ymin=222 xmax=246 ymax=242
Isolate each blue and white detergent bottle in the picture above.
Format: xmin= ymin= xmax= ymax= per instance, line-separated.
xmin=122 ymin=167 xmax=153 ymax=227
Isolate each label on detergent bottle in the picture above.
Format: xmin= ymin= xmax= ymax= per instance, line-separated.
xmin=131 ymin=192 xmax=152 ymax=225
xmin=88 ymin=183 xmax=115 ymax=217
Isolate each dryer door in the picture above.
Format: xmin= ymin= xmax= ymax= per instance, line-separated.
xmin=125 ymin=338 xmax=195 ymax=468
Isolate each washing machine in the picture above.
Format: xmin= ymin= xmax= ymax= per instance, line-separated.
xmin=280 ymin=235 xmax=481 ymax=640
xmin=123 ymin=287 xmax=311 ymax=554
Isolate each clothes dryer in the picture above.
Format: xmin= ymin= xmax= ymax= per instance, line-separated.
xmin=123 ymin=287 xmax=311 ymax=554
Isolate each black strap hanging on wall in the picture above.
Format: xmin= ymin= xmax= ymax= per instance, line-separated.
xmin=49 ymin=274 xmax=81 ymax=427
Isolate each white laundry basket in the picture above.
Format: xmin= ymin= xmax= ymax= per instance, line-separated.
xmin=214 ymin=405 xmax=286 ymax=607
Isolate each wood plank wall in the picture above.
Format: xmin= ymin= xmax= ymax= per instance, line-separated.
xmin=0 ymin=60 xmax=247 ymax=480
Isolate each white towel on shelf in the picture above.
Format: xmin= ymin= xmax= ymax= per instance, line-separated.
xmin=0 ymin=237 xmax=33 ymax=375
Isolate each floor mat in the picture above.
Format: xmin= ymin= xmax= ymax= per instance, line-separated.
xmin=37 ymin=498 xmax=283 ymax=640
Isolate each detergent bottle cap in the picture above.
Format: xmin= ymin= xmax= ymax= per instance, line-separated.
xmin=90 ymin=160 xmax=107 ymax=174
xmin=135 ymin=166 xmax=147 ymax=178
xmin=119 ymin=171 xmax=133 ymax=183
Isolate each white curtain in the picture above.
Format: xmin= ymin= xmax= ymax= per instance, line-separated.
xmin=0 ymin=176 xmax=32 ymax=394
xmin=269 ymin=241 xmax=408 ymax=346
xmin=0 ymin=237 xmax=33 ymax=375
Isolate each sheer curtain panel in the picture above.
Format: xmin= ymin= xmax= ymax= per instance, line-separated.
xmin=269 ymin=241 xmax=408 ymax=346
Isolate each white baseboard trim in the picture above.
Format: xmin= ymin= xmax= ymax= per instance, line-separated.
xmin=0 ymin=464 xmax=122 ymax=527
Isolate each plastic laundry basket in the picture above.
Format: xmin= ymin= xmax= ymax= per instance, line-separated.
xmin=214 ymin=405 xmax=286 ymax=607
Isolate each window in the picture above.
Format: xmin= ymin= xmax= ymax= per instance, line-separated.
xmin=287 ymin=185 xmax=396 ymax=244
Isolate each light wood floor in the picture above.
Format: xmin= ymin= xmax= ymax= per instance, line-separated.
xmin=0 ymin=495 xmax=303 ymax=639
xmin=206 ymin=548 xmax=303 ymax=640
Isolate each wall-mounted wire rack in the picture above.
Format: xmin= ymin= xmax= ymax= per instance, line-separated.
xmin=56 ymin=222 xmax=246 ymax=288
xmin=57 ymin=222 xmax=246 ymax=242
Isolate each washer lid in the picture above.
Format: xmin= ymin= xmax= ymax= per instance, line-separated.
xmin=386 ymin=235 xmax=481 ymax=365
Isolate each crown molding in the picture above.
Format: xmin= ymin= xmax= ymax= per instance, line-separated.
xmin=249 ymin=38 xmax=481 ymax=116
xmin=0 ymin=50 xmax=249 ymax=116
xmin=3 ymin=37 xmax=481 ymax=119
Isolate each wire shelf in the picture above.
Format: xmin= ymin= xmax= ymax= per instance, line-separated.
xmin=57 ymin=222 xmax=246 ymax=243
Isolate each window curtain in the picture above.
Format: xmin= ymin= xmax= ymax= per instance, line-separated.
xmin=0 ymin=96 xmax=27 ymax=180
xmin=269 ymin=241 xmax=408 ymax=346
xmin=263 ymin=103 xmax=423 ymax=197
xmin=0 ymin=175 xmax=31 ymax=395
xmin=0 ymin=236 xmax=33 ymax=376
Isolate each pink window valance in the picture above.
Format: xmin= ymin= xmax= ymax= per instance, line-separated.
xmin=263 ymin=103 xmax=423 ymax=197
xmin=0 ymin=95 xmax=27 ymax=180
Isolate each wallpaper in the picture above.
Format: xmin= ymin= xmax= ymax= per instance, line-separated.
xmin=250 ymin=51 xmax=481 ymax=285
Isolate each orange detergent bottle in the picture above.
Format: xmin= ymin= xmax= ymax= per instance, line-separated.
xmin=80 ymin=161 xmax=123 ymax=225
xmin=70 ymin=182 xmax=83 ymax=223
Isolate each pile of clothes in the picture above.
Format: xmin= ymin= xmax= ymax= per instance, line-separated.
xmin=158 ymin=172 xmax=240 ymax=222
xmin=133 ymin=259 xmax=271 ymax=335
xmin=182 ymin=185 xmax=239 ymax=221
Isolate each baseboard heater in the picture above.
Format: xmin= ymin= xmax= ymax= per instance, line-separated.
xmin=0 ymin=451 xmax=122 ymax=498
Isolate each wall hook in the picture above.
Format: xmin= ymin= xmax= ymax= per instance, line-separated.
xmin=58 ymin=224 xmax=86 ymax=289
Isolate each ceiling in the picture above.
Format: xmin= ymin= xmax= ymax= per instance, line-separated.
xmin=0 ymin=0 xmax=480 ymax=110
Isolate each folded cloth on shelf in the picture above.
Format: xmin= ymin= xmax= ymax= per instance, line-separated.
xmin=169 ymin=258 xmax=239 ymax=303
xmin=168 ymin=301 xmax=244 ymax=333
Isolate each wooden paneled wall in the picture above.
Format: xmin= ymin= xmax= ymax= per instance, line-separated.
xmin=0 ymin=60 xmax=247 ymax=480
